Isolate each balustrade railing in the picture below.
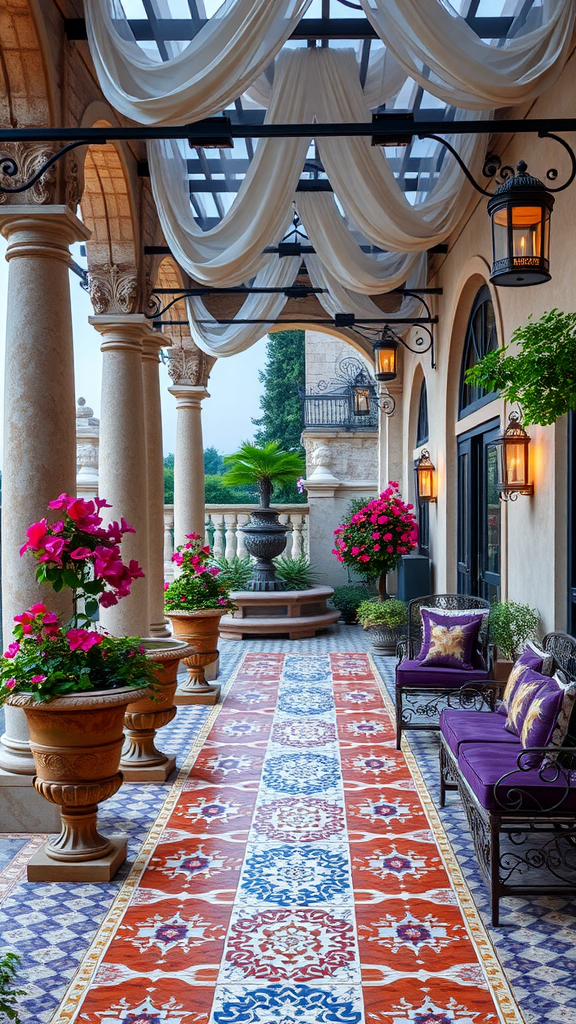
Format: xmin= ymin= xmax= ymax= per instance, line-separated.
xmin=164 ymin=504 xmax=310 ymax=579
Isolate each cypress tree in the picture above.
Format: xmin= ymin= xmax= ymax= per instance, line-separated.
xmin=252 ymin=330 xmax=306 ymax=502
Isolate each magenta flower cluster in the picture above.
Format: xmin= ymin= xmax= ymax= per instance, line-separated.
xmin=20 ymin=493 xmax=144 ymax=611
xmin=165 ymin=533 xmax=235 ymax=613
xmin=332 ymin=483 xmax=418 ymax=577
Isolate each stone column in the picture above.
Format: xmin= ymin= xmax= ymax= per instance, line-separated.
xmin=89 ymin=315 xmax=150 ymax=637
xmin=168 ymin=384 xmax=210 ymax=546
xmin=0 ymin=206 xmax=89 ymax=812
xmin=142 ymin=331 xmax=170 ymax=637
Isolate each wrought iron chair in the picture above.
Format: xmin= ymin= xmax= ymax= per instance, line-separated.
xmin=395 ymin=593 xmax=492 ymax=749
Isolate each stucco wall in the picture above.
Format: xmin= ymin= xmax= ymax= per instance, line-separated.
xmin=399 ymin=47 xmax=576 ymax=635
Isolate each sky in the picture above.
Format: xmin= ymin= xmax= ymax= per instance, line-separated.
xmin=0 ymin=237 xmax=267 ymax=468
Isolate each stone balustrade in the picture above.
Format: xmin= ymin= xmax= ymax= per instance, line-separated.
xmin=163 ymin=504 xmax=310 ymax=579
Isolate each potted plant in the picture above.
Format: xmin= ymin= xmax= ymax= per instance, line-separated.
xmin=0 ymin=952 xmax=24 ymax=1023
xmin=223 ymin=441 xmax=305 ymax=591
xmin=357 ymin=598 xmax=409 ymax=654
xmin=331 ymin=584 xmax=373 ymax=624
xmin=0 ymin=493 xmax=155 ymax=880
xmin=333 ymin=483 xmax=418 ymax=600
xmin=164 ymin=532 xmax=236 ymax=704
xmin=488 ymin=600 xmax=540 ymax=679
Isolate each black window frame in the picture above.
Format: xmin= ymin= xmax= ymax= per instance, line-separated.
xmin=458 ymin=285 xmax=499 ymax=419
xmin=416 ymin=378 xmax=429 ymax=446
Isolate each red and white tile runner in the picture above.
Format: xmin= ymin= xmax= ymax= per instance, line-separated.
xmin=54 ymin=652 xmax=523 ymax=1024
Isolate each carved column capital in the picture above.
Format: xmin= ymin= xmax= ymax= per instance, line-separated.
xmin=88 ymin=263 xmax=139 ymax=316
xmin=0 ymin=205 xmax=91 ymax=262
xmin=0 ymin=143 xmax=58 ymax=206
xmin=165 ymin=342 xmax=216 ymax=388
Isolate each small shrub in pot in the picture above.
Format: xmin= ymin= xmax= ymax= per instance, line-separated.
xmin=331 ymin=585 xmax=373 ymax=624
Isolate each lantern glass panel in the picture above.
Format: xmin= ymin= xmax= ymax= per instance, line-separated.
xmin=375 ymin=343 xmax=397 ymax=380
xmin=491 ymin=207 xmax=509 ymax=262
xmin=418 ymin=466 xmax=434 ymax=501
xmin=505 ymin=440 xmax=527 ymax=485
xmin=510 ymin=205 xmax=543 ymax=259
xmin=353 ymin=387 xmax=371 ymax=416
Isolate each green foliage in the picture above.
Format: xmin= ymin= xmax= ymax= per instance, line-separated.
xmin=464 ymin=309 xmax=576 ymax=426
xmin=330 ymin=585 xmax=373 ymax=624
xmin=253 ymin=330 xmax=305 ymax=451
xmin=223 ymin=441 xmax=305 ymax=507
xmin=0 ymin=952 xmax=24 ymax=1022
xmin=204 ymin=446 xmax=224 ymax=475
xmin=210 ymin=556 xmax=253 ymax=591
xmin=164 ymin=453 xmax=174 ymax=504
xmin=357 ymin=598 xmax=408 ymax=629
xmin=204 ymin=475 xmax=257 ymax=504
xmin=273 ymin=555 xmax=321 ymax=591
xmin=489 ymin=601 xmax=540 ymax=661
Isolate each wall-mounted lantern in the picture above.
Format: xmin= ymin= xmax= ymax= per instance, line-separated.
xmin=351 ymin=378 xmax=372 ymax=416
xmin=487 ymin=162 xmax=554 ymax=287
xmin=373 ymin=327 xmax=399 ymax=382
xmin=416 ymin=449 xmax=436 ymax=503
xmin=494 ymin=411 xmax=533 ymax=499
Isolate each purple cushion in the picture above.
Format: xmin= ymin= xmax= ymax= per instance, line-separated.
xmin=420 ymin=618 xmax=482 ymax=671
xmin=505 ymin=668 xmax=556 ymax=737
xmin=396 ymin=660 xmax=489 ymax=689
xmin=440 ymin=709 xmax=519 ymax=757
xmin=498 ymin=646 xmax=547 ymax=716
xmin=416 ymin=607 xmax=488 ymax=662
xmin=458 ymin=741 xmax=576 ymax=811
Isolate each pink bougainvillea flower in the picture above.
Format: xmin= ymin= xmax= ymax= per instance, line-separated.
xmin=372 ymin=532 xmax=380 ymax=540
xmin=13 ymin=611 xmax=34 ymax=626
xmin=4 ymin=642 xmax=20 ymax=659
xmin=164 ymin=581 xmax=170 ymax=591
xmin=70 ymin=547 xmax=92 ymax=560
xmin=48 ymin=493 xmax=72 ymax=510
xmin=359 ymin=554 xmax=371 ymax=562
xmin=185 ymin=532 xmax=200 ymax=541
xmin=373 ymin=544 xmax=380 ymax=551
xmin=128 ymin=560 xmax=145 ymax=580
xmin=19 ymin=519 xmax=48 ymax=556
xmin=351 ymin=546 xmax=360 ymax=556
xmin=5 ymin=679 xmax=16 ymax=690
xmin=28 ymin=603 xmax=48 ymax=616
xmin=172 ymin=551 xmax=184 ymax=566
xmin=99 ymin=591 xmax=119 ymax=608
xmin=386 ymin=545 xmax=394 ymax=553
xmin=30 ymin=675 xmax=46 ymax=684
xmin=66 ymin=629 xmax=103 ymax=653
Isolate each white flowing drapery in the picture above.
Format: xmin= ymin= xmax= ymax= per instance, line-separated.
xmin=84 ymin=0 xmax=312 ymax=125
xmin=359 ymin=0 xmax=576 ymax=110
xmin=185 ymin=256 xmax=301 ymax=356
xmin=307 ymin=252 xmax=427 ymax=326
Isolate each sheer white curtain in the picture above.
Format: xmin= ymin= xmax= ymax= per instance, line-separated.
xmin=307 ymin=252 xmax=427 ymax=325
xmin=85 ymin=0 xmax=312 ymax=125
xmin=185 ymin=256 xmax=300 ymax=356
xmin=359 ymin=0 xmax=576 ymax=109
xmin=148 ymin=50 xmax=312 ymax=287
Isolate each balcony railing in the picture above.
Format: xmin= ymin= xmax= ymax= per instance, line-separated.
xmin=164 ymin=504 xmax=310 ymax=578
xmin=302 ymin=392 xmax=379 ymax=430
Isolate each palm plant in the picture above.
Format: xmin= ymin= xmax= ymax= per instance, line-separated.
xmin=223 ymin=441 xmax=305 ymax=508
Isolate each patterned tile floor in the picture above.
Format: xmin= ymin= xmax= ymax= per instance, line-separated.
xmin=0 ymin=626 xmax=574 ymax=1022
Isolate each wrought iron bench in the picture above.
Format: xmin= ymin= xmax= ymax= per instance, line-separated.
xmin=439 ymin=631 xmax=576 ymax=925
xmin=395 ymin=593 xmax=493 ymax=750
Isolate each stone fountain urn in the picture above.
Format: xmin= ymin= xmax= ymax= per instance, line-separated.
xmin=241 ymin=506 xmax=289 ymax=591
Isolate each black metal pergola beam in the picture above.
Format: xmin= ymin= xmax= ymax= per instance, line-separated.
xmin=64 ymin=16 xmax=514 ymax=43
xmin=2 ymin=116 xmax=573 ymax=145
xmin=154 ymin=316 xmax=438 ymax=326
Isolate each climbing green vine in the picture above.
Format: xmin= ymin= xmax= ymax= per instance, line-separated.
xmin=464 ymin=308 xmax=576 ymax=426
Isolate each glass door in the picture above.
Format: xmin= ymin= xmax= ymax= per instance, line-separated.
xmin=457 ymin=420 xmax=501 ymax=601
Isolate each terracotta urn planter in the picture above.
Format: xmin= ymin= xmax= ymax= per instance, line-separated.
xmin=166 ymin=608 xmax=223 ymax=705
xmin=120 ymin=638 xmax=195 ymax=783
xmin=8 ymin=683 xmax=150 ymax=882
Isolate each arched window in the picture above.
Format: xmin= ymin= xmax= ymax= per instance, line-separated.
xmin=459 ymin=286 xmax=498 ymax=418
xmin=416 ymin=379 xmax=429 ymax=446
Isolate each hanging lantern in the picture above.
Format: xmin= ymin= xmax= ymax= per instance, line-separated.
xmin=352 ymin=380 xmax=371 ymax=416
xmin=494 ymin=412 xmax=533 ymax=499
xmin=487 ymin=161 xmax=554 ymax=287
xmin=416 ymin=449 xmax=436 ymax=503
xmin=373 ymin=327 xmax=399 ymax=381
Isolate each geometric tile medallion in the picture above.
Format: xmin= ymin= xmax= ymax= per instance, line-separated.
xmin=50 ymin=651 xmax=524 ymax=1024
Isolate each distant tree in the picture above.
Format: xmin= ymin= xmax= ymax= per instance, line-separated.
xmin=204 ymin=446 xmax=224 ymax=475
xmin=252 ymin=330 xmax=306 ymax=503
xmin=204 ymin=475 xmax=258 ymax=504
xmin=164 ymin=453 xmax=174 ymax=503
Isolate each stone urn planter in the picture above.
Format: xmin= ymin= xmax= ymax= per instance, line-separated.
xmin=8 ymin=684 xmax=150 ymax=882
xmin=166 ymin=609 xmax=223 ymax=705
xmin=241 ymin=507 xmax=289 ymax=591
xmin=364 ymin=623 xmax=405 ymax=655
xmin=120 ymin=638 xmax=195 ymax=782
